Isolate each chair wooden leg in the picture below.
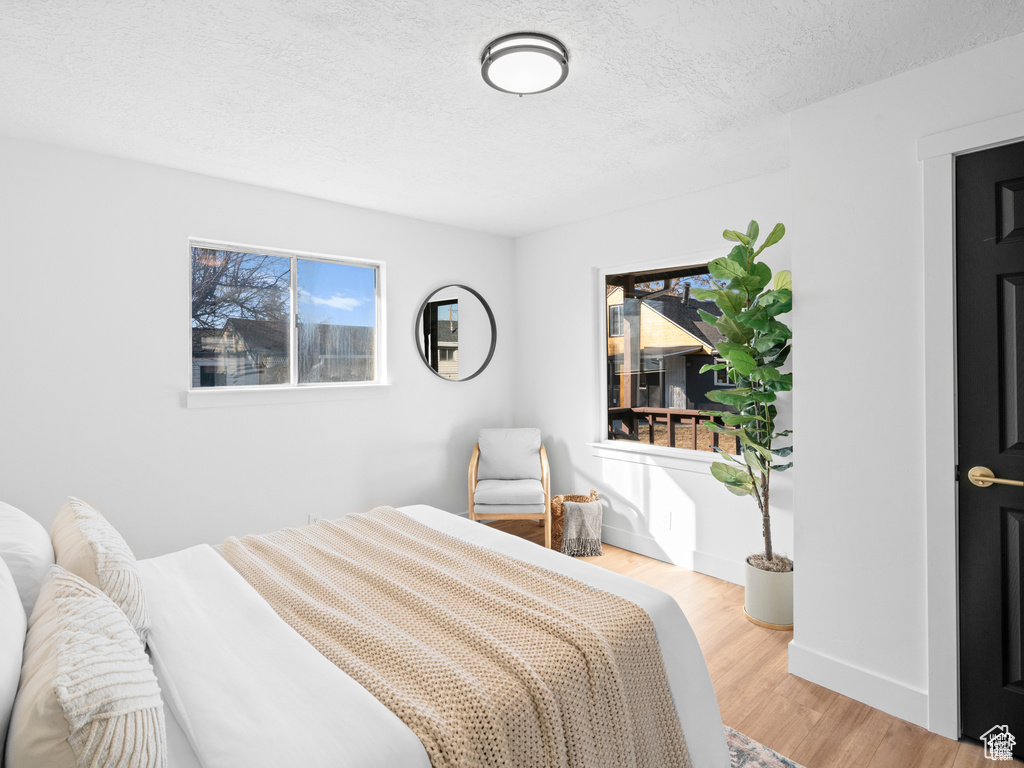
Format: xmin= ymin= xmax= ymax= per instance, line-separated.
xmin=544 ymin=516 xmax=551 ymax=549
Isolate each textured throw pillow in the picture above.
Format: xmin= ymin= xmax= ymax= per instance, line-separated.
xmin=5 ymin=566 xmax=166 ymax=768
xmin=0 ymin=500 xmax=56 ymax=618
xmin=477 ymin=428 xmax=543 ymax=481
xmin=51 ymin=497 xmax=150 ymax=644
xmin=0 ymin=557 xmax=26 ymax=762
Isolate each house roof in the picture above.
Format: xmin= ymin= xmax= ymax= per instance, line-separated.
xmin=437 ymin=319 xmax=458 ymax=344
xmin=224 ymin=318 xmax=289 ymax=352
xmin=636 ymin=292 xmax=726 ymax=350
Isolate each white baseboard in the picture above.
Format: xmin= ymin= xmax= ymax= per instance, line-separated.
xmin=600 ymin=524 xmax=744 ymax=585
xmin=788 ymin=640 xmax=929 ymax=727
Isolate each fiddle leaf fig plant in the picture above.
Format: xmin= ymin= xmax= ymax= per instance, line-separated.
xmin=693 ymin=221 xmax=793 ymax=570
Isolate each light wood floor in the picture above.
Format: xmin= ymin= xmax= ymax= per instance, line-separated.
xmin=490 ymin=520 xmax=1014 ymax=767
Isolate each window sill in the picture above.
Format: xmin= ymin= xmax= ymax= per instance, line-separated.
xmin=589 ymin=440 xmax=725 ymax=473
xmin=185 ymin=382 xmax=391 ymax=409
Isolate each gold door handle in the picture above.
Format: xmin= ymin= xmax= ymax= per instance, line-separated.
xmin=967 ymin=466 xmax=1024 ymax=488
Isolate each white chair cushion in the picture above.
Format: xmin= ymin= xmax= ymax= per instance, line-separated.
xmin=0 ymin=500 xmax=55 ymax=618
xmin=472 ymin=504 xmax=546 ymax=516
xmin=477 ymin=428 xmax=542 ymax=481
xmin=0 ymin=557 xmax=26 ymax=763
xmin=51 ymin=497 xmax=150 ymax=644
xmin=474 ymin=478 xmax=545 ymax=506
xmin=5 ymin=566 xmax=166 ymax=768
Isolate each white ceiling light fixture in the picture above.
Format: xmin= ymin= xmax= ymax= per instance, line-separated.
xmin=481 ymin=33 xmax=568 ymax=96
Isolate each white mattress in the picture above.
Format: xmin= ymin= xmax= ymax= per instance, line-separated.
xmin=139 ymin=505 xmax=729 ymax=768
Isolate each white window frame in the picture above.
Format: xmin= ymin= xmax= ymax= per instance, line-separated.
xmin=713 ymin=357 xmax=731 ymax=386
xmin=592 ymin=247 xmax=730 ymax=470
xmin=186 ymin=238 xmax=388 ymax=408
xmin=608 ymin=303 xmax=624 ymax=337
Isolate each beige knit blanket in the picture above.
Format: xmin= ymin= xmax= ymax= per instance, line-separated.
xmin=220 ymin=507 xmax=691 ymax=768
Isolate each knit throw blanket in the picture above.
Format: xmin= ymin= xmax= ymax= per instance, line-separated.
xmin=561 ymin=500 xmax=604 ymax=557
xmin=220 ymin=507 xmax=690 ymax=768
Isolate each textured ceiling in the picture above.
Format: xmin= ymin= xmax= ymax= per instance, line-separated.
xmin=2 ymin=1 xmax=1023 ymax=237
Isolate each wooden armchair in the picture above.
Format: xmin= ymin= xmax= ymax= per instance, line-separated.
xmin=468 ymin=428 xmax=551 ymax=548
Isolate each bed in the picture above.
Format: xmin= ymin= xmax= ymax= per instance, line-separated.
xmin=2 ymin=500 xmax=730 ymax=768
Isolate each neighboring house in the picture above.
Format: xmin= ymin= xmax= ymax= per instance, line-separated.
xmin=606 ymin=285 xmax=728 ymax=411
xmin=191 ymin=319 xmax=375 ymax=387
xmin=435 ymin=319 xmax=459 ymax=380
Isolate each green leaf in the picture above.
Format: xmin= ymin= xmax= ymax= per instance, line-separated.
xmin=713 ymin=447 xmax=742 ymax=462
xmin=708 ymin=257 xmax=747 ymax=283
xmin=699 ymin=363 xmax=726 ymax=374
xmin=767 ymin=319 xmax=793 ymax=340
xmin=710 ymin=462 xmax=750 ymax=484
xmin=723 ymin=230 xmax=752 ymax=246
xmin=710 ymin=462 xmax=756 ymax=496
xmin=751 ymin=262 xmax=773 ymax=290
xmin=725 ymin=484 xmax=755 ymax=496
xmin=691 ymin=288 xmax=744 ymax=316
xmin=771 ymin=446 xmax=793 ymax=457
xmin=705 ymin=388 xmax=755 ymax=407
xmin=715 ymin=343 xmax=758 ymax=375
xmin=718 ymin=413 xmax=766 ymax=426
xmin=759 ymin=223 xmax=786 ymax=251
xmin=713 ymin=314 xmax=755 ymax=344
xmin=751 ymin=365 xmax=782 ymax=382
xmin=773 ymin=429 xmax=793 ymax=438
xmin=743 ymin=447 xmax=767 ymax=475
xmin=726 ymin=245 xmax=749 ymax=269
xmin=768 ymin=373 xmax=793 ymax=392
xmin=736 ymin=306 xmax=771 ymax=332
xmin=773 ymin=270 xmax=792 ymax=291
xmin=771 ymin=462 xmax=793 ymax=471
xmin=746 ymin=220 xmax=759 ymax=244
xmin=747 ymin=390 xmax=778 ymax=403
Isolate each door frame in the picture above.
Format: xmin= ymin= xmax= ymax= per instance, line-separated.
xmin=920 ymin=110 xmax=1024 ymax=740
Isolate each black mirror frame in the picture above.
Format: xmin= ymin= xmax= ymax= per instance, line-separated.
xmin=414 ymin=284 xmax=497 ymax=382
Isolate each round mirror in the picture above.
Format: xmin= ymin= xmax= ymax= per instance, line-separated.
xmin=415 ymin=285 xmax=496 ymax=381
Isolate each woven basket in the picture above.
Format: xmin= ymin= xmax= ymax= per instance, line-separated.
xmin=550 ymin=489 xmax=599 ymax=551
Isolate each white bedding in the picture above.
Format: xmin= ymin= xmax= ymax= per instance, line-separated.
xmin=139 ymin=504 xmax=729 ymax=768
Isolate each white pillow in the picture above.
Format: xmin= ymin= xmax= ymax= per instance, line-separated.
xmin=51 ymin=497 xmax=150 ymax=644
xmin=5 ymin=566 xmax=166 ymax=768
xmin=0 ymin=500 xmax=55 ymax=618
xmin=0 ymin=557 xmax=26 ymax=763
xmin=477 ymin=428 xmax=543 ymax=481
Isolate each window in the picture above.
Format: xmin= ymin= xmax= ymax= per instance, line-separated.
xmin=713 ymin=358 xmax=731 ymax=387
xmin=191 ymin=241 xmax=382 ymax=389
xmin=608 ymin=304 xmax=624 ymax=337
xmin=604 ymin=264 xmax=737 ymax=454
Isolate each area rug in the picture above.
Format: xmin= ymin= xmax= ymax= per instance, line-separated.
xmin=727 ymin=726 xmax=807 ymax=768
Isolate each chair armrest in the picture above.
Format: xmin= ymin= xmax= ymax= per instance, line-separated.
xmin=468 ymin=443 xmax=480 ymax=514
xmin=539 ymin=444 xmax=551 ymax=504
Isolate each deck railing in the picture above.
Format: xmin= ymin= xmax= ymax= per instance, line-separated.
xmin=607 ymin=407 xmax=731 ymax=451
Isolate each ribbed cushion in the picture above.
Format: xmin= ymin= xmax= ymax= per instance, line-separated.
xmin=477 ymin=429 xmax=542 ymax=481
xmin=51 ymin=497 xmax=150 ymax=644
xmin=0 ymin=557 xmax=26 ymax=762
xmin=473 ymin=504 xmax=546 ymax=516
xmin=5 ymin=566 xmax=166 ymax=768
xmin=0 ymin=500 xmax=55 ymax=618
xmin=474 ymin=479 xmax=545 ymax=506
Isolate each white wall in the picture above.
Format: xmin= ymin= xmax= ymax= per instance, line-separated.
xmin=0 ymin=136 xmax=515 ymax=558
xmin=513 ymin=169 xmax=793 ymax=585
xmin=789 ymin=30 xmax=1024 ymax=730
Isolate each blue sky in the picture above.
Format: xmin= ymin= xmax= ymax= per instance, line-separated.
xmin=297 ymin=259 xmax=376 ymax=327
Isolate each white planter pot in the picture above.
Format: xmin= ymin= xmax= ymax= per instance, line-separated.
xmin=743 ymin=557 xmax=794 ymax=630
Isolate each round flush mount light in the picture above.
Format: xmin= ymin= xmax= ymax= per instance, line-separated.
xmin=481 ymin=33 xmax=568 ymax=96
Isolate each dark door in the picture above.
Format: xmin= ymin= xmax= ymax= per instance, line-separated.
xmin=957 ymin=140 xmax=1024 ymax=756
